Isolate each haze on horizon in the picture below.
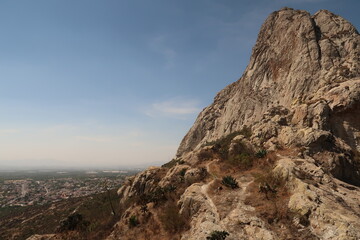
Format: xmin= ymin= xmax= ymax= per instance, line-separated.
xmin=1 ymin=0 xmax=359 ymax=170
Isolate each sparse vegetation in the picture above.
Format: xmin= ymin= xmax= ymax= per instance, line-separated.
xmin=198 ymin=148 xmax=214 ymax=161
xmin=162 ymin=159 xmax=178 ymax=168
xmin=203 ymin=126 xmax=252 ymax=148
xmin=245 ymin=167 xmax=291 ymax=231
xmin=179 ymin=168 xmax=187 ymax=177
xmin=140 ymin=205 xmax=148 ymax=213
xmin=129 ymin=215 xmax=139 ymax=228
xmin=221 ymin=176 xmax=239 ymax=189
xmin=206 ymin=230 xmax=229 ymax=240
xmin=0 ymin=189 xmax=122 ymax=240
xmin=256 ymin=171 xmax=286 ymax=200
xmin=228 ymin=153 xmax=253 ymax=168
xmin=58 ymin=213 xmax=89 ymax=231
xmin=255 ymin=149 xmax=267 ymax=158
xmin=139 ymin=187 xmax=166 ymax=205
xmin=164 ymin=184 xmax=177 ymax=192
xmin=162 ymin=158 xmax=185 ymax=168
xmin=201 ymin=127 xmax=255 ymax=169
xmin=138 ymin=185 xmax=177 ymax=206
xmin=159 ymin=201 xmax=189 ymax=233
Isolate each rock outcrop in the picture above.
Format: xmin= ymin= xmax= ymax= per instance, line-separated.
xmin=107 ymin=8 xmax=360 ymax=240
xmin=108 ymin=7 xmax=360 ymax=240
xmin=177 ymin=8 xmax=360 ymax=157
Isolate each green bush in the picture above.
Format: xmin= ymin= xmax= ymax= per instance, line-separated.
xmin=129 ymin=215 xmax=139 ymax=228
xmin=206 ymin=230 xmax=229 ymax=240
xmin=221 ymin=176 xmax=239 ymax=189
xmin=138 ymin=185 xmax=177 ymax=206
xmin=255 ymin=149 xmax=267 ymax=158
xmin=179 ymin=168 xmax=187 ymax=177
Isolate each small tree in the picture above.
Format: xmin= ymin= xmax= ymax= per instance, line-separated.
xmin=103 ymin=181 xmax=116 ymax=216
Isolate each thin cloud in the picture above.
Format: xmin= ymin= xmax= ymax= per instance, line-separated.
xmin=146 ymin=98 xmax=201 ymax=118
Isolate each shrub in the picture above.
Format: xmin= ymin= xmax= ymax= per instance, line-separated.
xmin=129 ymin=215 xmax=139 ymax=228
xmin=179 ymin=168 xmax=187 ymax=177
xmin=255 ymin=149 xmax=267 ymax=158
xmin=162 ymin=159 xmax=178 ymax=168
xmin=239 ymin=125 xmax=252 ymax=139
xmin=202 ymin=128 xmax=254 ymax=165
xmin=221 ymin=176 xmax=239 ymax=189
xmin=206 ymin=230 xmax=229 ymax=240
xmin=255 ymin=171 xmax=286 ymax=200
xmin=58 ymin=213 xmax=88 ymax=231
xmin=163 ymin=184 xmax=176 ymax=193
xmin=198 ymin=148 xmax=214 ymax=161
xmin=228 ymin=153 xmax=253 ymax=168
xmin=162 ymin=158 xmax=185 ymax=168
xmin=159 ymin=201 xmax=189 ymax=233
xmin=138 ymin=185 xmax=178 ymax=206
xmin=139 ymin=187 xmax=166 ymax=205
xmin=140 ymin=205 xmax=148 ymax=213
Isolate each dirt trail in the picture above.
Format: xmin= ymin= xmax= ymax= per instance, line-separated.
xmin=202 ymin=160 xmax=255 ymax=221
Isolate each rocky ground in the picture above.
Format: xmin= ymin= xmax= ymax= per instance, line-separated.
xmin=106 ymin=8 xmax=360 ymax=240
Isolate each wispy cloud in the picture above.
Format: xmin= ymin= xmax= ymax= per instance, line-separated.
xmin=146 ymin=98 xmax=201 ymax=119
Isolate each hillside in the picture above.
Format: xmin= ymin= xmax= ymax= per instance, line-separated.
xmin=28 ymin=7 xmax=360 ymax=240
xmin=1 ymin=189 xmax=120 ymax=240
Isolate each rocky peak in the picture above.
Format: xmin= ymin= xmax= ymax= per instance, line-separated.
xmin=177 ymin=7 xmax=360 ymax=156
xmin=22 ymin=8 xmax=360 ymax=240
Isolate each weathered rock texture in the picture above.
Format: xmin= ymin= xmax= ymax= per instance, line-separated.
xmin=177 ymin=8 xmax=360 ymax=157
xmin=106 ymin=8 xmax=360 ymax=240
xmin=30 ymin=7 xmax=360 ymax=240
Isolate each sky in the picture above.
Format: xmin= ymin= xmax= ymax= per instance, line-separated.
xmin=0 ymin=0 xmax=359 ymax=170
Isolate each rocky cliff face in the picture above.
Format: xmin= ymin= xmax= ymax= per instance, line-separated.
xmin=28 ymin=7 xmax=360 ymax=240
xmin=177 ymin=8 xmax=360 ymax=157
xmin=107 ymin=8 xmax=360 ymax=240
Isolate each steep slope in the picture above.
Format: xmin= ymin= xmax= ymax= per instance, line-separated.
xmin=28 ymin=7 xmax=360 ymax=240
xmin=178 ymin=8 xmax=360 ymax=157
xmin=176 ymin=7 xmax=360 ymax=187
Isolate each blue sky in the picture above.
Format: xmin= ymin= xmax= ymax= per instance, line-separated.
xmin=0 ymin=0 xmax=359 ymax=169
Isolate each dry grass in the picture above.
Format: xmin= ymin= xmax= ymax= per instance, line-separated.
xmin=159 ymin=201 xmax=189 ymax=234
xmin=243 ymin=149 xmax=318 ymax=239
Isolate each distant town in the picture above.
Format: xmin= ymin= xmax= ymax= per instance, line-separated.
xmin=0 ymin=169 xmax=139 ymax=208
